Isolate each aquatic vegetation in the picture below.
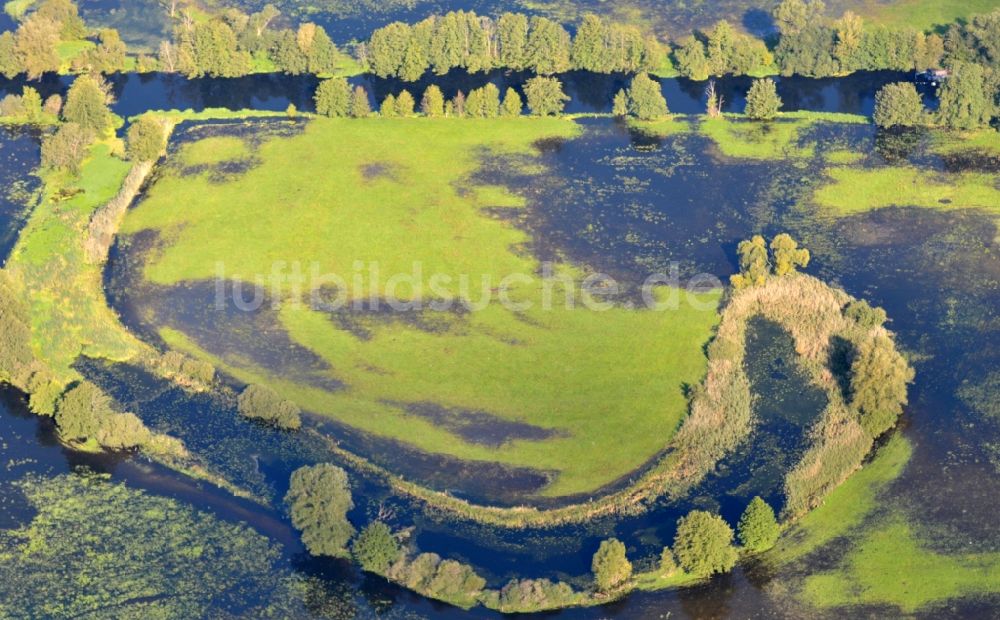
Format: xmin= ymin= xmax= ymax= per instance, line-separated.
xmin=0 ymin=472 xmax=292 ymax=618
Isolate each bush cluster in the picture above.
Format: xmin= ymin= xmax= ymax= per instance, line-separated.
xmin=237 ymin=384 xmax=302 ymax=430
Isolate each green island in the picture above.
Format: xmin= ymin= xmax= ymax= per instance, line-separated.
xmin=1 ymin=0 xmax=1000 ymax=616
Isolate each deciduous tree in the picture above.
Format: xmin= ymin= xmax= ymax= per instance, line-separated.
xmin=285 ymin=464 xmax=355 ymax=557
xmin=396 ymin=89 xmax=415 ymax=116
xmin=421 ymin=85 xmax=445 ymax=117
xmin=40 ymin=122 xmax=93 ymax=174
xmin=937 ymin=62 xmax=994 ymax=130
xmin=850 ymin=334 xmax=914 ymax=437
xmin=126 ymin=116 xmax=167 ymax=161
xmin=673 ymin=511 xmax=738 ymax=576
xmin=523 ymin=76 xmax=568 ymax=116
xmin=352 ymin=521 xmax=400 ymax=573
xmin=314 ymin=77 xmax=351 ymax=117
xmin=501 ymin=87 xmax=522 ymax=117
xmin=770 ymin=233 xmax=809 ymax=275
xmin=873 ymin=82 xmax=925 ymax=128
xmin=625 ymin=72 xmax=668 ymax=120
xmin=591 ymin=538 xmax=632 ymax=592
xmin=63 ymin=75 xmax=113 ymax=133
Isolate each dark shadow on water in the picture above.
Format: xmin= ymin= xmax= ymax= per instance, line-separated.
xmin=390 ymin=401 xmax=564 ymax=448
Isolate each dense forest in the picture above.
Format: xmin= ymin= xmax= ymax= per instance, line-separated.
xmin=2 ymin=0 xmax=1000 ymax=86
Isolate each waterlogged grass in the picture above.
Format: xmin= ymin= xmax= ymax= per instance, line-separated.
xmin=814 ymin=166 xmax=1000 ymax=215
xmin=800 ymin=516 xmax=1000 ymax=612
xmin=700 ymin=113 xmax=869 ymax=161
xmin=6 ymin=143 xmax=145 ymax=378
xmin=930 ymin=129 xmax=1000 ymax=155
xmin=627 ymin=115 xmax=694 ymax=138
xmin=824 ymin=149 xmax=865 ymax=165
xmin=772 ymin=434 xmax=912 ymax=563
xmin=121 ymin=117 xmax=724 ymax=497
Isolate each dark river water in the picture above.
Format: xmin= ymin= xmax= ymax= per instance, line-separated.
xmin=0 ymin=69 xmax=937 ymax=121
xmin=1 ymin=62 xmax=997 ymax=617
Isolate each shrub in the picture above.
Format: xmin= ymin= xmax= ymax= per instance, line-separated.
xmin=0 ymin=278 xmax=34 ymax=383
xmin=95 ymin=411 xmax=152 ymax=449
xmin=872 ymin=82 xmax=924 ymax=128
xmin=352 ymin=521 xmax=400 ymax=574
xmin=126 ymin=117 xmax=167 ymax=162
xmin=237 ymin=384 xmax=301 ymax=430
xmin=673 ymin=510 xmax=738 ymax=576
xmin=744 ymin=78 xmax=782 ymax=120
xmin=285 ymin=463 xmax=355 ymax=557
xmin=41 ymin=123 xmax=94 ymax=174
xmin=496 ymin=578 xmax=576 ymax=612
xmin=844 ymin=299 xmax=886 ymax=329
xmin=737 ymin=496 xmax=780 ymax=552
xmin=388 ymin=553 xmax=486 ymax=607
xmin=659 ymin=546 xmax=678 ymax=575
xmin=55 ymin=381 xmax=113 ymax=442
xmin=160 ymin=351 xmax=215 ymax=385
xmin=850 ymin=334 xmax=914 ymax=437
xmin=591 ymin=538 xmax=632 ymax=592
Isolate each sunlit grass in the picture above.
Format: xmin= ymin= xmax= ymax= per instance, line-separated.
xmin=801 ymin=515 xmax=1000 ymax=611
xmin=814 ymin=165 xmax=1000 ymax=214
xmin=856 ymin=0 xmax=1000 ymax=31
xmin=121 ymin=117 xmax=724 ymax=497
xmin=6 ymin=143 xmax=145 ymax=378
xmin=771 ymin=434 xmax=912 ymax=562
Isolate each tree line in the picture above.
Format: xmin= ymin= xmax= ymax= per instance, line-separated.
xmin=285 ymin=457 xmax=784 ymax=612
xmin=0 ymin=0 xmax=129 ymax=79
xmin=361 ymin=11 xmax=663 ymax=80
xmin=155 ymin=5 xmax=344 ymax=78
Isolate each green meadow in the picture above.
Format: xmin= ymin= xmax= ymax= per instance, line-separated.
xmin=120 ymin=118 xmax=723 ymax=498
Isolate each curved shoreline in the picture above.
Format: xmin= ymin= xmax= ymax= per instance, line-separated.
xmin=78 ymin=113 xmax=906 ymax=530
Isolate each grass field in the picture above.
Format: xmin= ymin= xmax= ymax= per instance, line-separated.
xmin=120 ymin=117 xmax=724 ymax=498
xmin=6 ymin=143 xmax=145 ymax=378
xmin=814 ymin=166 xmax=1000 ymax=215
xmin=849 ymin=0 xmax=1000 ymax=31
